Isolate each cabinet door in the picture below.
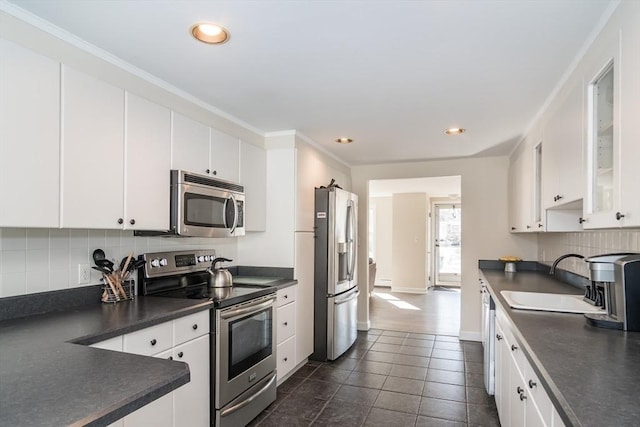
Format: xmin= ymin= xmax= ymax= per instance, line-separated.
xmin=508 ymin=143 xmax=533 ymax=232
xmin=583 ymin=34 xmax=620 ymax=229
xmin=277 ymin=302 xmax=296 ymax=343
xmin=494 ymin=320 xmax=508 ymax=425
xmin=0 ymin=40 xmax=60 ymax=228
xmin=124 ymin=93 xmax=171 ymax=230
xmin=543 ymin=79 xmax=584 ymax=209
xmin=209 ymin=127 xmax=239 ymax=182
xmin=61 ymin=66 xmax=125 ymax=229
xmin=508 ymin=351 xmax=526 ymax=427
xmin=171 ymin=112 xmax=209 ymax=174
xmin=173 ymin=335 xmax=210 ymax=427
xmin=123 ymin=349 xmax=173 ymax=427
xmin=239 ymin=140 xmax=267 ymax=231
xmin=294 ymin=233 xmax=314 ymax=363
xmin=277 ymin=335 xmax=296 ymax=381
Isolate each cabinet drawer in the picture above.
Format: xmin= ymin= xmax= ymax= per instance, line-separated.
xmin=277 ymin=302 xmax=296 ymax=343
xmin=277 ymin=335 xmax=296 ymax=379
xmin=174 ymin=310 xmax=210 ymax=346
xmin=277 ymin=286 xmax=296 ymax=307
xmin=124 ymin=321 xmax=173 ymax=356
xmin=497 ymin=312 xmax=525 ymax=375
xmin=524 ymin=362 xmax=553 ymax=426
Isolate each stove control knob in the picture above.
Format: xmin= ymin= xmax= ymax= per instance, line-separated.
xmin=197 ymin=256 xmax=205 ymax=263
xmin=150 ymin=259 xmax=160 ymax=268
xmin=159 ymin=258 xmax=168 ymax=267
xmin=204 ymin=255 xmax=210 ymax=262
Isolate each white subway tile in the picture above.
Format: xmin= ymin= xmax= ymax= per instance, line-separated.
xmin=50 ymin=269 xmax=69 ymax=291
xmin=68 ymin=247 xmax=89 ymax=269
xmin=50 ymin=247 xmax=70 ymax=270
xmin=1 ymin=228 xmax=26 ymax=250
xmin=26 ymin=271 xmax=49 ymax=294
xmin=106 ymin=230 xmax=120 ymax=247
xmin=134 ymin=236 xmax=149 ymax=254
xmin=89 ymin=230 xmax=106 ymax=249
xmin=26 ymin=229 xmax=49 ymax=250
xmin=69 ymin=229 xmax=89 ymax=249
xmin=26 ymin=249 xmax=49 ymax=272
xmin=49 ymin=229 xmax=70 ymax=249
xmin=121 ymin=231 xmax=135 ymax=248
xmin=2 ymin=250 xmax=26 ymax=274
xmin=1 ymin=272 xmax=26 ymax=297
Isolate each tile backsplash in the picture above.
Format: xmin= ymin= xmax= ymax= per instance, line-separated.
xmin=538 ymin=229 xmax=640 ymax=278
xmin=0 ymin=228 xmax=238 ymax=297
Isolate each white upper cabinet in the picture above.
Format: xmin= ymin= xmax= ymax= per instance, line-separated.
xmin=582 ymin=30 xmax=639 ymax=228
xmin=210 ymin=127 xmax=239 ymax=182
xmin=542 ymin=78 xmax=584 ymax=209
xmin=125 ymin=93 xmax=171 ymax=230
xmin=171 ymin=112 xmax=210 ymax=174
xmin=171 ymin=112 xmax=240 ymax=182
xmin=508 ymin=139 xmax=534 ymax=233
xmin=240 ymin=141 xmax=267 ymax=231
xmin=0 ymin=40 xmax=60 ymax=228
xmin=61 ymin=66 xmax=125 ymax=229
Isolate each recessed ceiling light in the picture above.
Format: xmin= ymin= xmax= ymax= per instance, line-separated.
xmin=191 ymin=23 xmax=229 ymax=44
xmin=444 ymin=128 xmax=466 ymax=135
xmin=335 ymin=137 xmax=353 ymax=144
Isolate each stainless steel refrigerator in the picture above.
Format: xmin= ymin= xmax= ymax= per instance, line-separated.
xmin=312 ymin=186 xmax=359 ymax=361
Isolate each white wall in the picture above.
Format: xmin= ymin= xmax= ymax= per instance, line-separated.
xmin=391 ymin=193 xmax=428 ymax=293
xmin=370 ymin=197 xmax=392 ymax=282
xmin=352 ymin=156 xmax=538 ymax=338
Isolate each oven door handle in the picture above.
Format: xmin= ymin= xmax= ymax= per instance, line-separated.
xmin=220 ymin=296 xmax=276 ymax=319
xmin=220 ymin=373 xmax=277 ymax=418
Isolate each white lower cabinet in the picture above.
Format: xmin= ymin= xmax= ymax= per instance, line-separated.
xmin=276 ymin=285 xmax=297 ymax=382
xmin=495 ymin=310 xmax=563 ymax=427
xmin=91 ymin=311 xmax=210 ymax=427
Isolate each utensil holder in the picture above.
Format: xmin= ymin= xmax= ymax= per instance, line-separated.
xmin=101 ymin=280 xmax=134 ymax=303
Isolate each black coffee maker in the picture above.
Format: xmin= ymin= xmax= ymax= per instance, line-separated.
xmin=585 ymin=254 xmax=640 ymax=331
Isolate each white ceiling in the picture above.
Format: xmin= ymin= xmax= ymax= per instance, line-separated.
xmin=369 ymin=176 xmax=461 ymax=198
xmin=7 ymin=0 xmax=614 ymax=165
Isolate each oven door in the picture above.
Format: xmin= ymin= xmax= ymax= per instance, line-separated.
xmin=175 ymin=182 xmax=245 ymax=238
xmin=216 ymin=293 xmax=276 ymax=408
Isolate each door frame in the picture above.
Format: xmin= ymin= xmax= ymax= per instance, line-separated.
xmin=430 ymin=199 xmax=462 ymax=287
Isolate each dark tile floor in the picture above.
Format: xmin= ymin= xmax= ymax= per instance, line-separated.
xmin=249 ymin=330 xmax=500 ymax=426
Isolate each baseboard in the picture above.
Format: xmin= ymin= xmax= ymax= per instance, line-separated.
xmin=391 ymin=286 xmax=428 ymax=294
xmin=357 ymin=320 xmax=371 ymax=331
xmin=459 ymin=330 xmax=482 ymax=342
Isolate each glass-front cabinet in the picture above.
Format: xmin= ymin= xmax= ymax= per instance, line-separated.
xmin=583 ymin=33 xmax=623 ymax=229
xmin=590 ymin=62 xmax=615 ymax=215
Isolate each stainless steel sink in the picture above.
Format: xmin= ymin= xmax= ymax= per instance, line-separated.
xmin=500 ymin=290 xmax=605 ymax=314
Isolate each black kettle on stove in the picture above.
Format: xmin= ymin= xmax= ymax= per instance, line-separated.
xmin=208 ymin=257 xmax=233 ymax=288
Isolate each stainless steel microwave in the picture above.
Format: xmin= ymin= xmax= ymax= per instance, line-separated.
xmin=170 ymin=170 xmax=245 ymax=238
xmin=134 ymin=170 xmax=246 ymax=238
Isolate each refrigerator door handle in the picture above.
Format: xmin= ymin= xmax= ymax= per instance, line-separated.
xmin=346 ymin=201 xmax=356 ymax=280
xmin=335 ymin=289 xmax=360 ymax=305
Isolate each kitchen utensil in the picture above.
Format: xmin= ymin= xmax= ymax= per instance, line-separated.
xmin=208 ymin=257 xmax=233 ymax=288
xmin=120 ymin=252 xmax=133 ymax=279
xmin=210 ymin=286 xmax=233 ymax=300
xmin=95 ymin=259 xmax=114 ymax=273
xmin=92 ymin=266 xmax=111 ymax=274
xmin=92 ymin=249 xmax=106 ymax=262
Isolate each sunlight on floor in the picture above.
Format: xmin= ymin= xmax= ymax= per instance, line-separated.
xmin=372 ymin=291 xmax=421 ymax=311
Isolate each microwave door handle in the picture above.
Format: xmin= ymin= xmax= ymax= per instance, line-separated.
xmin=229 ymin=194 xmax=238 ymax=234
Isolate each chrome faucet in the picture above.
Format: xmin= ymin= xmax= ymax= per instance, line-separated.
xmin=549 ymin=253 xmax=585 ymax=275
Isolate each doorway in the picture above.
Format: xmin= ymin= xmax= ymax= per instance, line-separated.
xmin=433 ymin=202 xmax=461 ymax=287
xmin=367 ymin=176 xmax=462 ymax=335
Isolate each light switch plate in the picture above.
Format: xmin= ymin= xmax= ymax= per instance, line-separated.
xmin=78 ymin=264 xmax=91 ymax=284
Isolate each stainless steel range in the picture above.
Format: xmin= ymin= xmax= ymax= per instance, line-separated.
xmin=138 ymin=249 xmax=277 ymax=427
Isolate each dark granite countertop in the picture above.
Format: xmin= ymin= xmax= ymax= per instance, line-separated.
xmin=480 ymin=267 xmax=640 ymax=427
xmin=0 ymin=296 xmax=212 ymax=427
